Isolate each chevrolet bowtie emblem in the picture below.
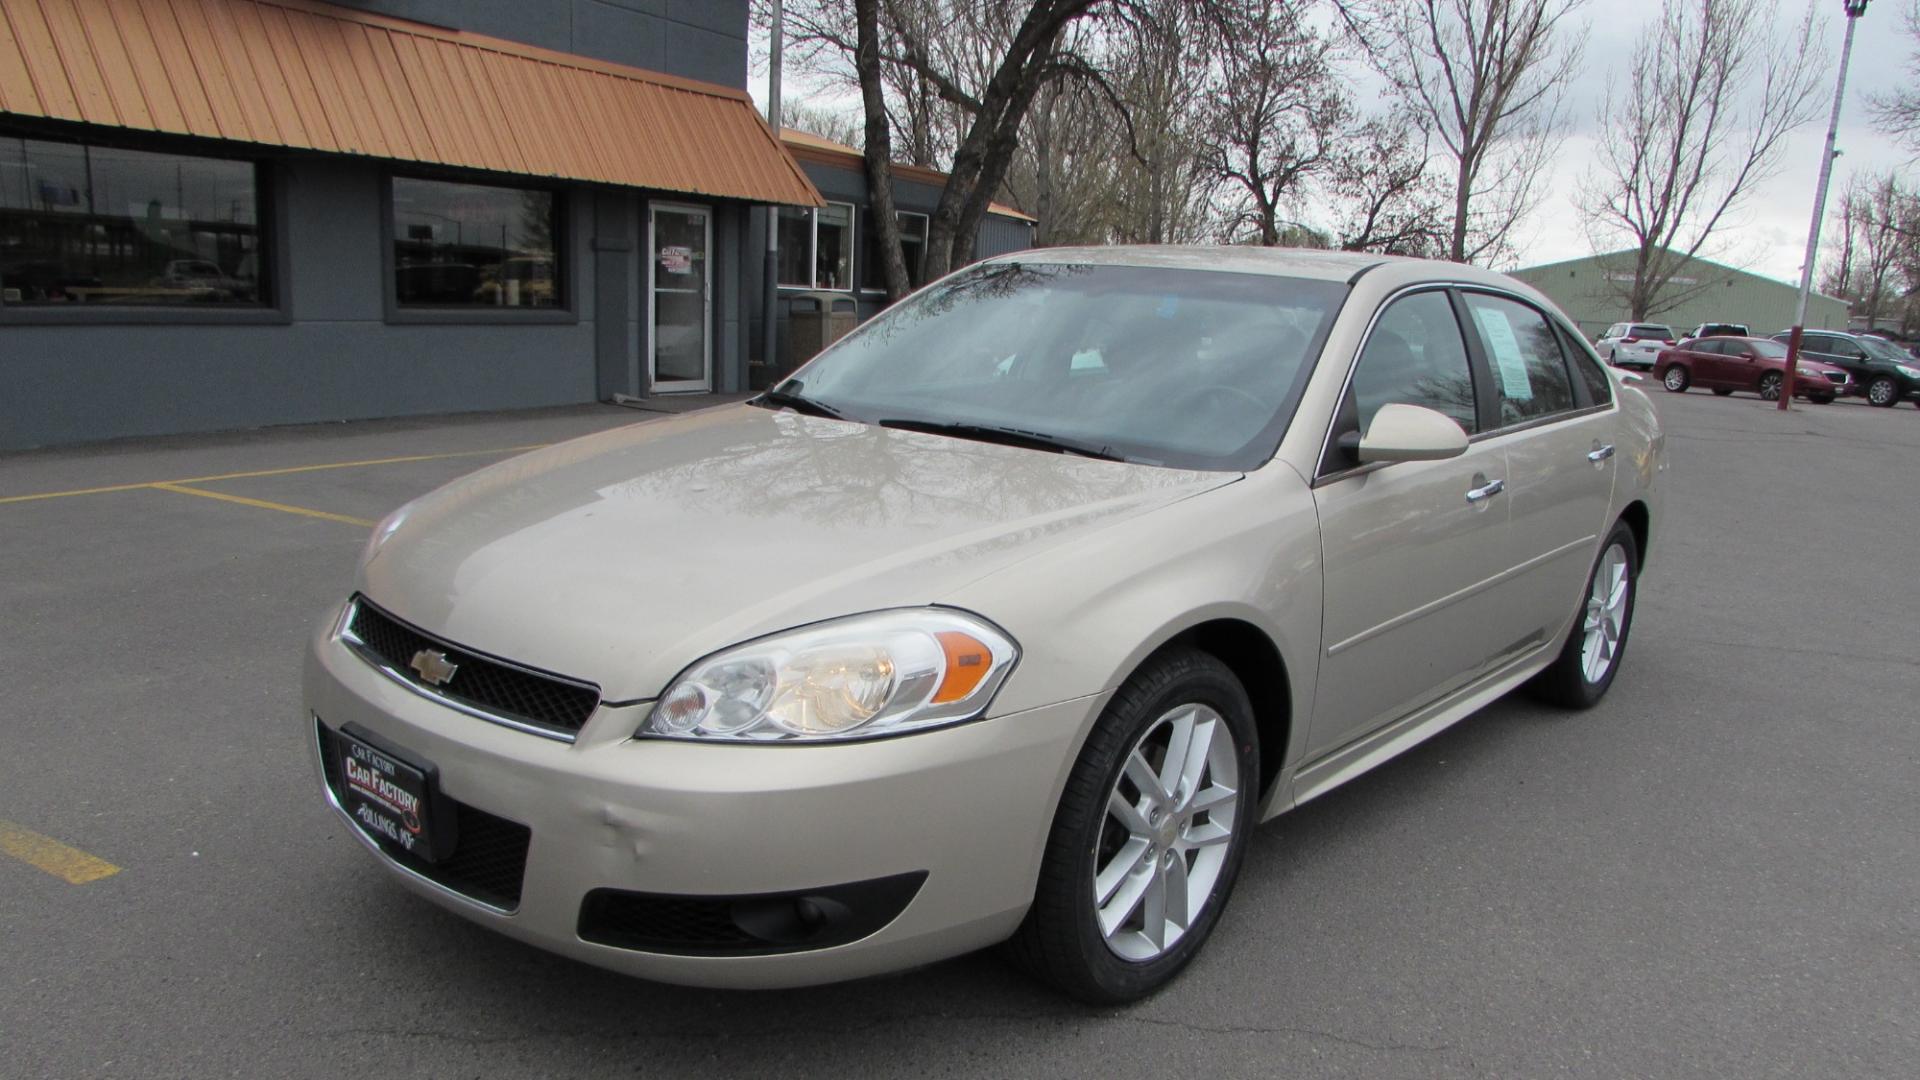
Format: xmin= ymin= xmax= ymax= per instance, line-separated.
xmin=409 ymin=649 xmax=459 ymax=686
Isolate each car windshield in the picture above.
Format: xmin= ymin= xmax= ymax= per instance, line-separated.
xmin=1858 ymin=336 xmax=1911 ymax=361
xmin=1750 ymin=340 xmax=1788 ymax=358
xmin=767 ymin=262 xmax=1347 ymax=471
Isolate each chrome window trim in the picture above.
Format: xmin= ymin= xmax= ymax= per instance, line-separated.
xmin=335 ymin=597 xmax=593 ymax=744
xmin=311 ymin=715 xmax=517 ymax=917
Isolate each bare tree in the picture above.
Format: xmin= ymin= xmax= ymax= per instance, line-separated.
xmin=1327 ymin=114 xmax=1451 ymax=254
xmin=1870 ymin=2 xmax=1920 ymax=154
xmin=1365 ymin=0 xmax=1586 ymax=264
xmin=1578 ymin=0 xmax=1821 ymax=321
xmin=782 ymin=101 xmax=864 ymax=148
xmin=1822 ymin=171 xmax=1916 ymax=325
xmin=1201 ymin=1 xmax=1348 ymax=246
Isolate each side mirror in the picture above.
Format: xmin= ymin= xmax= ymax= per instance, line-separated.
xmin=1353 ymin=403 xmax=1470 ymax=463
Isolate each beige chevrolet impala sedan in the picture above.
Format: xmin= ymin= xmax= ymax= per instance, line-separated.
xmin=306 ymin=247 xmax=1664 ymax=1003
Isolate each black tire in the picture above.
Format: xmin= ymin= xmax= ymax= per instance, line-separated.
xmin=1712 ymin=388 xmax=1735 ymax=396
xmin=1006 ymin=647 xmax=1259 ymax=1004
xmin=1757 ymin=372 xmax=1783 ymax=401
xmin=1524 ymin=520 xmax=1640 ymax=710
xmin=1662 ymin=366 xmax=1691 ymax=392
xmin=1867 ymin=377 xmax=1898 ymax=407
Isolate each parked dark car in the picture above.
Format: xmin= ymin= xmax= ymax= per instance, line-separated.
xmin=1655 ymin=336 xmax=1850 ymax=403
xmin=1771 ymin=330 xmax=1920 ymax=407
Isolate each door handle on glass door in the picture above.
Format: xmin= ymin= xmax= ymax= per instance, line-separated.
xmin=1466 ymin=478 xmax=1505 ymax=503
xmin=1588 ymin=444 xmax=1616 ymax=462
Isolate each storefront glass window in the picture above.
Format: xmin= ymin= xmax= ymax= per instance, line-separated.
xmin=777 ymin=202 xmax=856 ymax=291
xmin=392 ymin=177 xmax=560 ymax=308
xmin=777 ymin=206 xmax=812 ymax=287
xmin=861 ymin=210 xmax=929 ymax=292
xmin=0 ymin=136 xmax=263 ymax=306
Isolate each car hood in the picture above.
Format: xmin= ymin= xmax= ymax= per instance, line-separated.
xmin=358 ymin=405 xmax=1237 ymax=701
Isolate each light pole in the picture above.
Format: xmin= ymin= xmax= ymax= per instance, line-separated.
xmin=1781 ymin=0 xmax=1870 ymax=411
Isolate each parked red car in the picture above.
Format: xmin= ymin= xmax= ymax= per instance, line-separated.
xmin=1654 ymin=336 xmax=1851 ymax=403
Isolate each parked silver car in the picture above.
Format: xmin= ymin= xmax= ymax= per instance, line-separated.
xmin=305 ymin=248 xmax=1665 ymax=1003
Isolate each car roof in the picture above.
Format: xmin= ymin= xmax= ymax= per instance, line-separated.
xmin=991 ymin=244 xmax=1388 ymax=282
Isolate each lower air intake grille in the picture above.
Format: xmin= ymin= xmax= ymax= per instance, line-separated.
xmin=318 ymin=719 xmax=531 ymax=910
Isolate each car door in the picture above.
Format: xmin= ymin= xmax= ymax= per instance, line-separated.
xmin=1684 ymin=339 xmax=1729 ymax=385
xmin=1459 ymin=291 xmax=1618 ymax=657
xmin=1308 ymin=289 xmax=1515 ymax=758
xmin=1797 ymin=334 xmax=1862 ymax=383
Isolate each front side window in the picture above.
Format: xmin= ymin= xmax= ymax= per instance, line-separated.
xmin=0 ymin=136 xmax=263 ymax=306
xmin=391 ymin=177 xmax=559 ymax=308
xmin=1464 ymin=293 xmax=1577 ymax=424
xmin=1350 ymin=291 xmax=1478 ymax=435
xmin=773 ymin=262 xmax=1347 ymax=471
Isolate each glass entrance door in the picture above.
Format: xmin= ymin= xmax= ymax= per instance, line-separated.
xmin=648 ymin=203 xmax=711 ymax=392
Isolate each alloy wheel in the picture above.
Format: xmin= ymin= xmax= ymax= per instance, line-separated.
xmin=1868 ymin=378 xmax=1896 ymax=406
xmin=1092 ymin=703 xmax=1242 ymax=962
xmin=1663 ymin=368 xmax=1688 ymax=391
xmin=1581 ymin=542 xmax=1631 ymax=683
xmin=1759 ymin=373 xmax=1782 ymax=400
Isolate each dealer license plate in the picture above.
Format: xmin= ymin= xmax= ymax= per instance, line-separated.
xmin=335 ymin=725 xmax=445 ymax=863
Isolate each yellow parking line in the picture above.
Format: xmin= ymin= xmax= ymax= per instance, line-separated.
xmin=0 ymin=820 xmax=122 ymax=884
xmin=151 ymin=483 xmax=377 ymax=527
xmin=0 ymin=444 xmax=547 ymax=507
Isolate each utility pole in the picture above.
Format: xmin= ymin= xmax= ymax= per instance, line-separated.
xmin=761 ymin=0 xmax=783 ymax=383
xmin=1781 ymin=0 xmax=1870 ymax=411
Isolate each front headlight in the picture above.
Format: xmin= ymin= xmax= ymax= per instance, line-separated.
xmin=1796 ymin=366 xmax=1821 ymax=378
xmin=645 ymin=609 xmax=1018 ymax=742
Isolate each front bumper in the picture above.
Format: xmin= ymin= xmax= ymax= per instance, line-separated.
xmin=303 ymin=612 xmax=1099 ymax=989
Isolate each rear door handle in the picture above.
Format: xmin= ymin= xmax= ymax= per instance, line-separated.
xmin=1466 ymin=478 xmax=1505 ymax=503
xmin=1588 ymin=444 xmax=1616 ymax=462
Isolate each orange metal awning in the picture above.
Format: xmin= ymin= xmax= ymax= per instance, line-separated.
xmin=0 ymin=0 xmax=822 ymax=206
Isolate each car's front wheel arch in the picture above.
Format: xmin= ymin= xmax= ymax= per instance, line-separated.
xmin=1156 ymin=619 xmax=1292 ymax=802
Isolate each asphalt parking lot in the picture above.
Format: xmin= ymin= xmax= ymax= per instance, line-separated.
xmin=3 ymin=388 xmax=1916 ymax=1079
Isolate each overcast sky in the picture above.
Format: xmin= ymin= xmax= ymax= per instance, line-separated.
xmin=752 ymin=1 xmax=1914 ymax=288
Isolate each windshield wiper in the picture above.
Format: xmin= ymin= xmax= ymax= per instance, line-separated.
xmin=877 ymin=418 xmax=1127 ymax=462
xmin=753 ymin=386 xmax=844 ymax=419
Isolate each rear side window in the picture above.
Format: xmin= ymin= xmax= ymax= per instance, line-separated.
xmin=1604 ymin=323 xmax=1627 ymax=338
xmin=1690 ymin=339 xmax=1725 ymax=355
xmin=1351 ymin=290 xmax=1479 ymax=434
xmin=1464 ymin=293 xmax=1578 ymax=424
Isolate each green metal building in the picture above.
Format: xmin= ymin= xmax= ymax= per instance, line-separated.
xmin=1509 ymin=248 xmax=1850 ymax=340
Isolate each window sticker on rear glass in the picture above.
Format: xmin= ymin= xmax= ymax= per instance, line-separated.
xmin=1472 ymin=307 xmax=1534 ymax=400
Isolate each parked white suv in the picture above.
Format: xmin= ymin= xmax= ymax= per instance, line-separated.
xmin=1595 ymin=323 xmax=1677 ymax=370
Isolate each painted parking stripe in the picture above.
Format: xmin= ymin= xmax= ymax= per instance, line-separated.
xmin=151 ymin=483 xmax=377 ymax=527
xmin=0 ymin=820 xmax=122 ymax=884
xmin=0 ymin=444 xmax=547 ymax=507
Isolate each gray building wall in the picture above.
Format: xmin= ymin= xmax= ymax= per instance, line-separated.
xmin=1511 ymin=250 xmax=1851 ymax=340
xmin=340 ymin=1 xmax=749 ymax=87
xmin=0 ymin=143 xmax=754 ymax=450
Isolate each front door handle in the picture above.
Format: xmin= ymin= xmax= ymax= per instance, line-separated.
xmin=1588 ymin=444 xmax=1616 ymax=462
xmin=1466 ymin=478 xmax=1506 ymax=503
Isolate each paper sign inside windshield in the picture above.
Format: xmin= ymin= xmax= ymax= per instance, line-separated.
xmin=1473 ymin=308 xmax=1534 ymax=401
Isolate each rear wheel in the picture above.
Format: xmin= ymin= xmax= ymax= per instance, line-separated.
xmin=1524 ymin=521 xmax=1639 ymax=709
xmin=1662 ymin=366 xmax=1691 ymax=392
xmin=1007 ymin=648 xmax=1258 ymax=1004
xmin=1868 ymin=377 xmax=1898 ymax=406
xmin=1758 ymin=372 xmax=1783 ymax=401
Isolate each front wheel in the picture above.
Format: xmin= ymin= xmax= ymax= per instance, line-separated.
xmin=1662 ymin=366 xmax=1691 ymax=392
xmin=1868 ymin=377 xmax=1898 ymax=406
xmin=1524 ymin=521 xmax=1639 ymax=709
xmin=1007 ymin=648 xmax=1258 ymax=1004
xmin=1758 ymin=372 xmax=1783 ymax=401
